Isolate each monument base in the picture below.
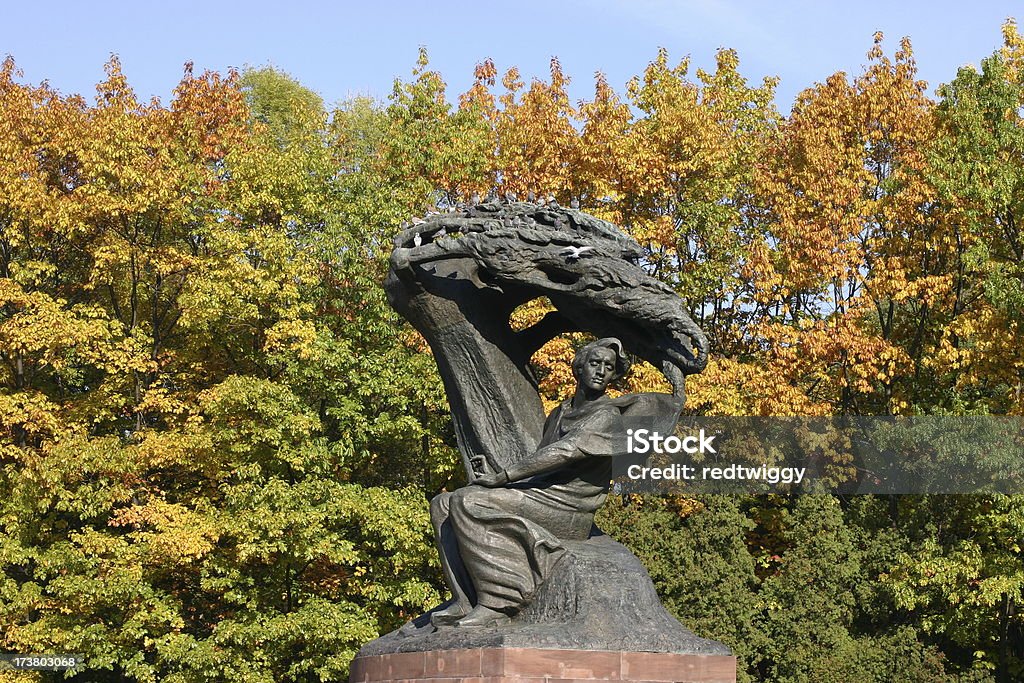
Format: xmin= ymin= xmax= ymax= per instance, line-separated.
xmin=358 ymin=535 xmax=730 ymax=658
xmin=349 ymin=648 xmax=736 ymax=683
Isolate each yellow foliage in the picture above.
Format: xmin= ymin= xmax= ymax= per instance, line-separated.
xmin=686 ymin=357 xmax=829 ymax=416
xmin=109 ymin=498 xmax=220 ymax=563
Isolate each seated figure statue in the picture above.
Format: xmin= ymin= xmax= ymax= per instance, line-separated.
xmin=428 ymin=337 xmax=682 ymax=629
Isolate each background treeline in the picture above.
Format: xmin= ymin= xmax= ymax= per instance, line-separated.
xmin=0 ymin=19 xmax=1022 ymax=682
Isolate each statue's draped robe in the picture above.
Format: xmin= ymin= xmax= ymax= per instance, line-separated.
xmin=440 ymin=392 xmax=677 ymax=611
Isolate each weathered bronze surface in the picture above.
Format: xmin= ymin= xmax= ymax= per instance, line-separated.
xmin=363 ymin=200 xmax=727 ymax=655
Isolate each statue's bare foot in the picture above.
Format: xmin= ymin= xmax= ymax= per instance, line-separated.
xmin=453 ymin=604 xmax=511 ymax=628
xmin=429 ymin=602 xmax=469 ymax=629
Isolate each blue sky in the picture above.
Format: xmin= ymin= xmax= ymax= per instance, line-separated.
xmin=1 ymin=1 xmax=1019 ymax=112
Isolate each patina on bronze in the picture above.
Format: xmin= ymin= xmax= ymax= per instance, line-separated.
xmin=363 ymin=199 xmax=729 ymax=656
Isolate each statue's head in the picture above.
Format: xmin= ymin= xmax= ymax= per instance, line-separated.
xmin=572 ymin=338 xmax=630 ymax=394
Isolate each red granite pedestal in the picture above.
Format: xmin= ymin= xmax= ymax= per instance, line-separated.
xmin=349 ymin=648 xmax=736 ymax=683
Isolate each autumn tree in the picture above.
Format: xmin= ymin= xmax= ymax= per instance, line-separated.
xmin=0 ymin=60 xmax=448 ymax=682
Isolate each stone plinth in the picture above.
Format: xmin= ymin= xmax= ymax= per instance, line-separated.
xmin=349 ymin=648 xmax=736 ymax=683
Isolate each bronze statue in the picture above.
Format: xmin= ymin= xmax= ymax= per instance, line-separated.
xmin=361 ymin=199 xmax=728 ymax=656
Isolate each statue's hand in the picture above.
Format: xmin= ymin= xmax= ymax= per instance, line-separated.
xmin=470 ymin=455 xmax=493 ymax=475
xmin=471 ymin=470 xmax=510 ymax=488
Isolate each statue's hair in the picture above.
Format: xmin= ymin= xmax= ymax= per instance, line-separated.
xmin=572 ymin=337 xmax=631 ymax=382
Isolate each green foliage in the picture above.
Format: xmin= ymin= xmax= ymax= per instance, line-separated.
xmin=599 ymin=495 xmax=958 ymax=682
xmin=921 ymin=49 xmax=1024 ymax=413
xmin=241 ymin=66 xmax=327 ymax=146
